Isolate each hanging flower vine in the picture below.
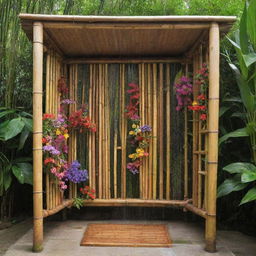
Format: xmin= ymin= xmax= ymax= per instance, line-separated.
xmin=42 ymin=77 xmax=96 ymax=191
xmin=188 ymin=64 xmax=209 ymax=122
xmin=125 ymin=83 xmax=152 ymax=174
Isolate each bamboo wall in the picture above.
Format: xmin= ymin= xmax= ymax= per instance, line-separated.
xmin=191 ymin=43 xmax=209 ymax=210
xmin=75 ymin=63 xmax=184 ymax=201
xmin=44 ymin=49 xmax=64 ymax=210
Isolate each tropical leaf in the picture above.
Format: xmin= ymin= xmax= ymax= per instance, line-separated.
xmin=21 ymin=117 xmax=32 ymax=131
xmin=219 ymin=127 xmax=249 ymax=145
xmin=241 ymin=171 xmax=256 ymax=183
xmin=217 ymin=174 xmax=248 ymax=198
xmin=0 ymin=109 xmax=16 ymax=119
xmin=240 ymin=186 xmax=256 ymax=205
xmin=239 ymin=1 xmax=249 ymax=54
xmin=16 ymin=163 xmax=33 ymax=185
xmin=12 ymin=165 xmax=25 ymax=184
xmin=223 ymin=162 xmax=256 ymax=174
xmin=18 ymin=127 xmax=30 ymax=150
xmin=243 ymin=52 xmax=256 ymax=67
xmin=229 ymin=63 xmax=254 ymax=113
xmin=247 ymin=0 xmax=256 ymax=50
xmin=219 ymin=106 xmax=231 ymax=117
xmin=3 ymin=118 xmax=25 ymax=140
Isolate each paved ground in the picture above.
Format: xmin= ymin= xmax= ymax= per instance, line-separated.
xmin=1 ymin=219 xmax=256 ymax=256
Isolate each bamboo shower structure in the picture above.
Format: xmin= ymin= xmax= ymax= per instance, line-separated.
xmin=20 ymin=14 xmax=236 ymax=253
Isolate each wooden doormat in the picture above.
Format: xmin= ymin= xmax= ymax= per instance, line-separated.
xmin=80 ymin=223 xmax=172 ymax=247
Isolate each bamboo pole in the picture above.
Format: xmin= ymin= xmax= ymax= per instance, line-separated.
xmin=144 ymin=64 xmax=149 ymax=199
xmin=121 ymin=64 xmax=127 ymax=199
xmin=159 ymin=63 xmax=164 ymax=199
xmin=152 ymin=64 xmax=158 ymax=199
xmin=205 ymin=22 xmax=219 ymax=253
xmin=147 ymin=64 xmax=153 ymax=199
xmin=141 ymin=64 xmax=145 ymax=199
xmin=166 ymin=64 xmax=171 ymax=200
xmin=98 ymin=64 xmax=103 ymax=199
xmin=32 ymin=21 xmax=43 ymax=252
xmin=184 ymin=64 xmax=189 ymax=201
xmin=105 ymin=64 xmax=111 ymax=199
xmin=45 ymin=53 xmax=50 ymax=210
xmin=88 ymin=65 xmax=92 ymax=188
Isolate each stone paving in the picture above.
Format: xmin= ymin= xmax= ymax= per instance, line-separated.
xmin=1 ymin=219 xmax=256 ymax=256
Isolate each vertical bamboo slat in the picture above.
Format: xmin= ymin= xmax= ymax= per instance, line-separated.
xmin=121 ymin=64 xmax=127 ymax=199
xmin=166 ymin=64 xmax=171 ymax=200
xmin=147 ymin=64 xmax=153 ymax=199
xmin=158 ymin=63 xmax=164 ymax=199
xmin=152 ymin=64 xmax=158 ymax=199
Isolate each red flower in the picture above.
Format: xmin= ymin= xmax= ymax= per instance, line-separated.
xmin=197 ymin=94 xmax=206 ymax=101
xmin=42 ymin=137 xmax=47 ymax=144
xmin=43 ymin=113 xmax=55 ymax=120
xmin=44 ymin=158 xmax=55 ymax=165
xmin=200 ymin=114 xmax=207 ymax=120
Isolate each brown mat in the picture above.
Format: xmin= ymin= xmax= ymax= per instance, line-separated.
xmin=80 ymin=223 xmax=172 ymax=247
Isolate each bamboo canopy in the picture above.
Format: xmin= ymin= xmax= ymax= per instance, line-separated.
xmin=19 ymin=14 xmax=236 ymax=253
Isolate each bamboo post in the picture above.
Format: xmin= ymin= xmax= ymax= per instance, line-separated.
xmin=205 ymin=22 xmax=219 ymax=253
xmin=166 ymin=64 xmax=171 ymax=200
xmin=32 ymin=21 xmax=44 ymax=252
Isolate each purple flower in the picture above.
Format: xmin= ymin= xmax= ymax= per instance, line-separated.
xmin=61 ymin=99 xmax=76 ymax=104
xmin=140 ymin=125 xmax=152 ymax=133
xmin=64 ymin=160 xmax=88 ymax=183
xmin=43 ymin=145 xmax=60 ymax=155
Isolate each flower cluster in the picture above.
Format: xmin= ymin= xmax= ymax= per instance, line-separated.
xmin=80 ymin=186 xmax=96 ymax=200
xmin=188 ymin=64 xmax=209 ymax=121
xmin=43 ymin=113 xmax=69 ymax=190
xmin=124 ymin=83 xmax=153 ymax=175
xmin=64 ymin=161 xmax=88 ymax=183
xmin=58 ymin=77 xmax=69 ymax=96
xmin=125 ymin=83 xmax=140 ymax=120
xmin=174 ymin=76 xmax=193 ymax=111
xmin=68 ymin=108 xmax=96 ymax=133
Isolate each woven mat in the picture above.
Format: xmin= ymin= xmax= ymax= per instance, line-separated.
xmin=80 ymin=223 xmax=172 ymax=247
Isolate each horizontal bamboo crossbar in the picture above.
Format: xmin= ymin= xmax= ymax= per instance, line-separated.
xmin=83 ymin=199 xmax=190 ymax=207
xmin=43 ymin=200 xmax=73 ymax=218
xmin=184 ymin=203 xmax=207 ymax=218
xmin=19 ymin=14 xmax=237 ymax=23
xmin=42 ymin=22 xmax=211 ymax=30
xmin=64 ymin=57 xmax=188 ymax=64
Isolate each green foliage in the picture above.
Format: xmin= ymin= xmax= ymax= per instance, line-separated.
xmin=73 ymin=197 xmax=84 ymax=209
xmin=0 ymin=108 xmax=33 ymax=197
xmin=219 ymin=0 xmax=256 ymax=206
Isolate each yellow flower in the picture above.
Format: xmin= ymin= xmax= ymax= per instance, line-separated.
xmin=139 ymin=152 xmax=144 ymax=157
xmin=64 ymin=133 xmax=69 ymax=139
xmin=129 ymin=131 xmax=134 ymax=135
xmin=132 ymin=124 xmax=137 ymax=129
xmin=136 ymin=148 xmax=144 ymax=154
xmin=56 ymin=129 xmax=61 ymax=135
xmin=137 ymin=129 xmax=141 ymax=133
xmin=128 ymin=154 xmax=134 ymax=159
xmin=192 ymin=100 xmax=198 ymax=106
